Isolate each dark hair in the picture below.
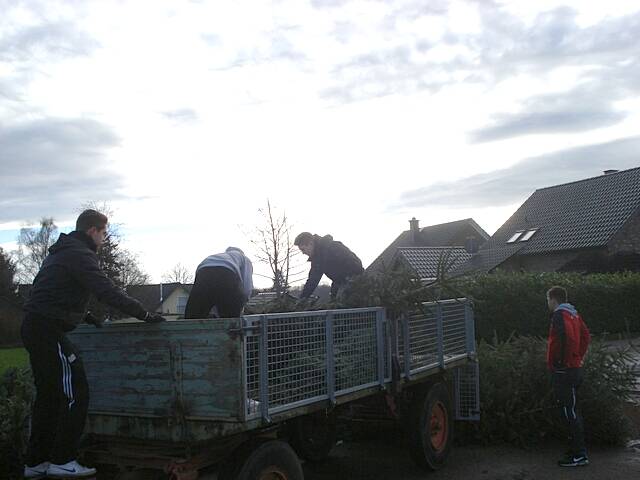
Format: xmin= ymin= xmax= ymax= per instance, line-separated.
xmin=76 ymin=209 xmax=108 ymax=232
xmin=294 ymin=232 xmax=314 ymax=246
xmin=547 ymin=286 xmax=567 ymax=304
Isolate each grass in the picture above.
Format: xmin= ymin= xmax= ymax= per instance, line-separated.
xmin=0 ymin=348 xmax=29 ymax=375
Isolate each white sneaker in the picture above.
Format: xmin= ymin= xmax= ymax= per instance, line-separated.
xmin=24 ymin=462 xmax=50 ymax=479
xmin=47 ymin=460 xmax=97 ymax=478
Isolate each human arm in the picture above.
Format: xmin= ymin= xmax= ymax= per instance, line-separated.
xmin=300 ymin=261 xmax=323 ymax=299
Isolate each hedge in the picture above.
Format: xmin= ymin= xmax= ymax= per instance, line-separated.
xmin=454 ymin=272 xmax=640 ymax=341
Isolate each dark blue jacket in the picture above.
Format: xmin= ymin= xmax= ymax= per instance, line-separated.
xmin=301 ymin=234 xmax=364 ymax=298
xmin=24 ymin=231 xmax=147 ymax=330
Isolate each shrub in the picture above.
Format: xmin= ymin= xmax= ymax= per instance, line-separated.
xmin=462 ymin=335 xmax=636 ymax=447
xmin=0 ymin=367 xmax=34 ymax=479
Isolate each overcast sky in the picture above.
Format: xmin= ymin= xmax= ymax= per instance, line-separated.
xmin=1 ymin=0 xmax=639 ymax=286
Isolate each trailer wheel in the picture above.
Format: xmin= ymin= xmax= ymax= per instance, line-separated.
xmin=407 ymin=382 xmax=452 ymax=471
xmin=218 ymin=440 xmax=303 ymax=480
xmin=288 ymin=411 xmax=337 ymax=463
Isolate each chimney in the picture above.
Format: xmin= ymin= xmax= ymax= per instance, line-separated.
xmin=409 ymin=217 xmax=420 ymax=244
xmin=603 ymin=169 xmax=619 ymax=175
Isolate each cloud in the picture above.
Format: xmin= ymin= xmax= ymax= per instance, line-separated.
xmin=201 ymin=33 xmax=222 ymax=46
xmin=321 ymin=45 xmax=460 ymax=102
xmin=311 ymin=0 xmax=350 ymax=9
xmin=0 ymin=21 xmax=98 ymax=63
xmin=321 ymin=4 xmax=640 ymax=104
xmin=161 ymin=108 xmax=198 ymax=123
xmin=469 ymin=83 xmax=630 ymax=142
xmin=394 ymin=136 xmax=640 ymax=209
xmin=476 ymin=7 xmax=640 ymax=73
xmin=330 ymin=21 xmax=357 ymax=44
xmin=0 ymin=117 xmax=126 ymax=223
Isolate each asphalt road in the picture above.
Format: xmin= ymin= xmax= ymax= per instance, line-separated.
xmin=301 ymin=437 xmax=640 ymax=480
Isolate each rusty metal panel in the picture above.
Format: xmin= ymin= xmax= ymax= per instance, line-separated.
xmin=69 ymin=318 xmax=243 ymax=441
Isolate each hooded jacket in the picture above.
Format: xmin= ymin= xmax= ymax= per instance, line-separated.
xmin=547 ymin=303 xmax=591 ymax=371
xmin=301 ymin=234 xmax=364 ymax=298
xmin=24 ymin=231 xmax=147 ymax=330
xmin=196 ymin=247 xmax=254 ymax=301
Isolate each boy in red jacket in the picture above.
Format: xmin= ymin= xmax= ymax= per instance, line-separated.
xmin=546 ymin=286 xmax=591 ymax=467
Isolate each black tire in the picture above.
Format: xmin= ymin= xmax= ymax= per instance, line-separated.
xmin=288 ymin=412 xmax=337 ymax=463
xmin=407 ymin=382 xmax=453 ymax=471
xmin=218 ymin=440 xmax=304 ymax=480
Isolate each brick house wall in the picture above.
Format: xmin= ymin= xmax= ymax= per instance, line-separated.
xmin=608 ymin=208 xmax=640 ymax=254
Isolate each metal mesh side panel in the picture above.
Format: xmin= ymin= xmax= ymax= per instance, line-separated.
xmin=454 ymin=362 xmax=480 ymax=421
xmin=265 ymin=314 xmax=327 ymax=408
xmin=407 ymin=309 xmax=438 ymax=371
xmin=441 ymin=302 xmax=468 ymax=359
xmin=332 ymin=310 xmax=379 ymax=392
xmin=245 ymin=328 xmax=260 ymax=416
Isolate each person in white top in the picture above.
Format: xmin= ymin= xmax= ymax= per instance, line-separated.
xmin=184 ymin=247 xmax=253 ymax=319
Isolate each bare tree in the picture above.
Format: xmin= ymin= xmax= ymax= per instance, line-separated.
xmin=15 ymin=217 xmax=58 ymax=283
xmin=251 ymin=200 xmax=304 ymax=296
xmin=119 ymin=250 xmax=150 ymax=286
xmin=162 ymin=263 xmax=193 ymax=284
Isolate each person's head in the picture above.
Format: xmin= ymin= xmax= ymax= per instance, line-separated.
xmin=294 ymin=232 xmax=315 ymax=257
xmin=546 ymin=286 xmax=567 ymax=312
xmin=76 ymin=209 xmax=108 ymax=248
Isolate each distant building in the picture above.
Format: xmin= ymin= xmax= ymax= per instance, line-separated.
xmin=367 ymin=218 xmax=489 ymax=275
xmin=459 ymin=167 xmax=640 ymax=274
xmin=126 ymin=282 xmax=192 ymax=315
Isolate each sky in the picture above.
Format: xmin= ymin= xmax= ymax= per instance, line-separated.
xmin=1 ymin=0 xmax=640 ymax=287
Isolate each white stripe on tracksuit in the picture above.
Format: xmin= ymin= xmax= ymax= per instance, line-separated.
xmin=57 ymin=343 xmax=75 ymax=410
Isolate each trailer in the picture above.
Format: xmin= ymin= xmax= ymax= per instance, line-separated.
xmin=69 ymin=298 xmax=480 ymax=479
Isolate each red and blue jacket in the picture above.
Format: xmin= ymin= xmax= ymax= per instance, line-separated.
xmin=547 ymin=303 xmax=591 ymax=371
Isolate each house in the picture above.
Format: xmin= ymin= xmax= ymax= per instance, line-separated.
xmin=393 ymin=247 xmax=472 ymax=283
xmin=126 ymin=282 xmax=192 ymax=316
xmin=459 ymin=167 xmax=640 ymax=274
xmin=367 ymin=218 xmax=489 ymax=274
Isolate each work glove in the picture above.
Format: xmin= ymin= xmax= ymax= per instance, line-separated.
xmin=84 ymin=311 xmax=103 ymax=328
xmin=143 ymin=312 xmax=167 ymax=324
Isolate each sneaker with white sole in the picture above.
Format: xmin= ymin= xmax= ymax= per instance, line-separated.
xmin=558 ymin=454 xmax=589 ymax=467
xmin=24 ymin=462 xmax=50 ymax=479
xmin=47 ymin=460 xmax=97 ymax=478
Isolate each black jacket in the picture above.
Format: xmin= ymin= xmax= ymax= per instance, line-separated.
xmin=301 ymin=234 xmax=364 ymax=298
xmin=24 ymin=231 xmax=147 ymax=330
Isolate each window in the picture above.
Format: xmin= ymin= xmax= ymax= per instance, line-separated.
xmin=176 ymin=296 xmax=188 ymax=315
xmin=507 ymin=231 xmax=524 ymax=243
xmin=519 ymin=229 xmax=538 ymax=242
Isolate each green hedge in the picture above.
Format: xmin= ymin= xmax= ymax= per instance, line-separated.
xmin=459 ymin=335 xmax=636 ymax=447
xmin=1 ymin=368 xmax=34 ymax=479
xmin=454 ymin=272 xmax=640 ymax=341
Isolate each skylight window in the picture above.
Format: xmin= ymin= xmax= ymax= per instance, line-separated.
xmin=519 ymin=229 xmax=538 ymax=242
xmin=507 ymin=231 xmax=524 ymax=243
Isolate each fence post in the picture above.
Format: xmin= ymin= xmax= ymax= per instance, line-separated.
xmin=436 ymin=303 xmax=444 ymax=369
xmin=325 ymin=312 xmax=336 ymax=405
xmin=402 ymin=314 xmax=411 ymax=379
xmin=464 ymin=301 xmax=476 ymax=356
xmin=376 ymin=308 xmax=385 ymax=388
xmin=258 ymin=315 xmax=271 ymax=423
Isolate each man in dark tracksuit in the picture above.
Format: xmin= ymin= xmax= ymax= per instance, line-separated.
xmin=294 ymin=232 xmax=364 ymax=299
xmin=546 ymin=286 xmax=591 ymax=467
xmin=22 ymin=210 xmax=165 ymax=479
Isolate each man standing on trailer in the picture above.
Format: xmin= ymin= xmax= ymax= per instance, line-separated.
xmin=295 ymin=232 xmax=364 ymax=300
xmin=546 ymin=286 xmax=591 ymax=467
xmin=22 ymin=209 xmax=166 ymax=479
xmin=184 ymin=247 xmax=254 ymax=319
